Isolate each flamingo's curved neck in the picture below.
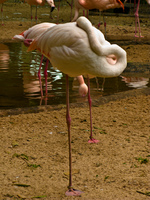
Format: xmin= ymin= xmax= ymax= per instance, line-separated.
xmin=77 ymin=17 xmax=127 ymax=77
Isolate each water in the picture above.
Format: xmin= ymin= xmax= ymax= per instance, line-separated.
xmin=0 ymin=43 xmax=149 ymax=109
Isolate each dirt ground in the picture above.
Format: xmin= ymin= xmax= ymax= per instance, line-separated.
xmin=0 ymin=2 xmax=150 ymax=200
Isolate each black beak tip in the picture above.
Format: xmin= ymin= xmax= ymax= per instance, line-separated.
xmin=51 ymin=6 xmax=55 ymax=12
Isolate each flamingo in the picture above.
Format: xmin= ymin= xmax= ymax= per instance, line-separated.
xmin=25 ymin=0 xmax=55 ymax=24
xmin=0 ymin=0 xmax=7 ymax=25
xmin=72 ymin=0 xmax=125 ymax=22
xmin=13 ymin=22 xmax=88 ymax=98
xmin=27 ymin=16 xmax=127 ymax=196
xmin=133 ymin=0 xmax=150 ymax=37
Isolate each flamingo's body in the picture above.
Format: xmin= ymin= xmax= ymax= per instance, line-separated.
xmin=134 ymin=0 xmax=150 ymax=37
xmin=27 ymin=16 xmax=127 ymax=196
xmin=72 ymin=0 xmax=124 ymax=21
xmin=25 ymin=0 xmax=55 ymax=23
xmin=28 ymin=17 xmax=127 ymax=78
xmin=13 ymin=22 xmax=88 ymax=98
xmin=0 ymin=0 xmax=7 ymax=25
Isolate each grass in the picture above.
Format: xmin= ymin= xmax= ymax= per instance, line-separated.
xmin=13 ymin=153 xmax=41 ymax=168
xmin=135 ymin=156 xmax=149 ymax=164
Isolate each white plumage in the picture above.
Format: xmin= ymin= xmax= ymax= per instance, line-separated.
xmin=28 ymin=17 xmax=127 ymax=78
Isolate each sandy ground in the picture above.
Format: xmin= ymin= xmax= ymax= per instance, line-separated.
xmin=0 ymin=2 xmax=150 ymax=200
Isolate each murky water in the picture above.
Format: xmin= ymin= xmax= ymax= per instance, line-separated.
xmin=0 ymin=43 xmax=149 ymax=109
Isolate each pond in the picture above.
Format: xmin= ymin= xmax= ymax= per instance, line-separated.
xmin=0 ymin=42 xmax=149 ymax=109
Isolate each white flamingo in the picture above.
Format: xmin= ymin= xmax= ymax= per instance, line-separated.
xmin=72 ymin=0 xmax=124 ymax=22
xmin=27 ymin=16 xmax=127 ymax=196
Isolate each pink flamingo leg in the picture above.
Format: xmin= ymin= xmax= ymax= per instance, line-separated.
xmin=1 ymin=3 xmax=4 ymax=25
xmin=65 ymin=75 xmax=83 ymax=196
xmin=83 ymin=9 xmax=85 ymax=16
xmin=103 ymin=14 xmax=107 ymax=38
xmin=30 ymin=6 xmax=33 ymax=25
xmin=57 ymin=0 xmax=60 ymax=24
xmin=134 ymin=0 xmax=143 ymax=37
xmin=38 ymin=55 xmax=44 ymax=97
xmin=87 ymin=77 xmax=99 ymax=144
xmin=98 ymin=11 xmax=101 ymax=29
xmin=35 ymin=6 xmax=38 ymax=24
xmin=44 ymin=59 xmax=49 ymax=96
xmin=70 ymin=0 xmax=74 ymax=21
xmin=86 ymin=10 xmax=89 ymax=18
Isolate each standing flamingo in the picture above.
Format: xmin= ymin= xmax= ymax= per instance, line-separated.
xmin=133 ymin=0 xmax=150 ymax=37
xmin=27 ymin=16 xmax=127 ymax=196
xmin=25 ymin=0 xmax=55 ymax=24
xmin=0 ymin=0 xmax=7 ymax=25
xmin=13 ymin=22 xmax=88 ymax=98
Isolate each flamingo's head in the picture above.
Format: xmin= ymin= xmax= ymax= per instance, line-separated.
xmin=24 ymin=39 xmax=33 ymax=47
xmin=47 ymin=0 xmax=55 ymax=11
xmin=116 ymin=0 xmax=125 ymax=10
xmin=79 ymin=83 xmax=88 ymax=97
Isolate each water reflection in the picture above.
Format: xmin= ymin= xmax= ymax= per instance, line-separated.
xmin=121 ymin=76 xmax=149 ymax=89
xmin=0 ymin=44 xmax=10 ymax=71
xmin=0 ymin=42 xmax=149 ymax=109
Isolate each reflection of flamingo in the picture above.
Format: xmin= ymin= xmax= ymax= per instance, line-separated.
xmin=27 ymin=16 xmax=127 ymax=196
xmin=13 ymin=22 xmax=88 ymax=98
xmin=0 ymin=43 xmax=9 ymax=70
xmin=133 ymin=0 xmax=150 ymax=37
xmin=0 ymin=0 xmax=7 ymax=25
xmin=121 ymin=76 xmax=149 ymax=88
xmin=72 ymin=0 xmax=124 ymax=22
xmin=25 ymin=0 xmax=55 ymax=24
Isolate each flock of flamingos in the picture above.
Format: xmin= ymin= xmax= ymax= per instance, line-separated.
xmin=1 ymin=0 xmax=150 ymax=197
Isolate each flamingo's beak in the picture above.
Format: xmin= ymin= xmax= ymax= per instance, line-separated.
xmin=117 ymin=0 xmax=124 ymax=10
xmin=51 ymin=6 xmax=55 ymax=12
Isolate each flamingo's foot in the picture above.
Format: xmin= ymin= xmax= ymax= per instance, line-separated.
xmin=65 ymin=188 xmax=83 ymax=196
xmin=88 ymin=138 xmax=99 ymax=143
xmin=135 ymin=34 xmax=144 ymax=38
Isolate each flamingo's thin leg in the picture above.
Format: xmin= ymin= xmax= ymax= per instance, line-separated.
xmin=65 ymin=74 xmax=83 ymax=196
xmin=44 ymin=59 xmax=49 ymax=96
xmin=38 ymin=55 xmax=44 ymax=97
xmin=87 ymin=76 xmax=99 ymax=143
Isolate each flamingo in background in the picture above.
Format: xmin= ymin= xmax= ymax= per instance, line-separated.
xmin=25 ymin=0 xmax=55 ymax=24
xmin=27 ymin=16 xmax=127 ymax=196
xmin=133 ymin=0 xmax=150 ymax=37
xmin=13 ymin=22 xmax=88 ymax=98
xmin=0 ymin=0 xmax=7 ymax=25
xmin=72 ymin=0 xmax=124 ymax=22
